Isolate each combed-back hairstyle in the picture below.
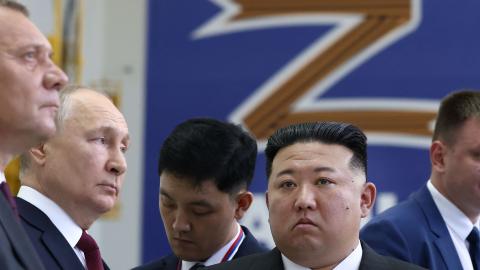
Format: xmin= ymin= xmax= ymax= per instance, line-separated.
xmin=432 ymin=90 xmax=480 ymax=145
xmin=158 ymin=118 xmax=257 ymax=194
xmin=265 ymin=121 xmax=367 ymax=178
xmin=0 ymin=0 xmax=28 ymax=16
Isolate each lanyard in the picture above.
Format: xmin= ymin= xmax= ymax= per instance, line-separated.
xmin=177 ymin=227 xmax=245 ymax=270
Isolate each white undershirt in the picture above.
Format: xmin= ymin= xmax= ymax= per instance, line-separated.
xmin=281 ymin=241 xmax=362 ymax=270
xmin=428 ymin=180 xmax=479 ymax=270
xmin=17 ymin=186 xmax=87 ymax=268
xmin=181 ymin=223 xmax=243 ymax=270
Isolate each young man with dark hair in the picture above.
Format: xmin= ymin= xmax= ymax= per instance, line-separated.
xmin=361 ymin=90 xmax=480 ymax=270
xmin=208 ymin=121 xmax=424 ymax=270
xmin=135 ymin=118 xmax=267 ymax=270
xmin=0 ymin=1 xmax=68 ymax=269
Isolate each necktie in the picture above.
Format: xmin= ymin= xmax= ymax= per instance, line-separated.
xmin=467 ymin=227 xmax=480 ymax=270
xmin=76 ymin=230 xmax=104 ymax=270
xmin=0 ymin=182 xmax=18 ymax=216
xmin=189 ymin=263 xmax=204 ymax=270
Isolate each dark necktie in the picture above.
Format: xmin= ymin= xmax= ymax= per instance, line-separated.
xmin=467 ymin=227 xmax=480 ymax=270
xmin=0 ymin=182 xmax=18 ymax=216
xmin=76 ymin=230 xmax=104 ymax=270
xmin=190 ymin=263 xmax=205 ymax=270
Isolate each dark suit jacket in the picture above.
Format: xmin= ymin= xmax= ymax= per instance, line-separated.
xmin=361 ymin=185 xmax=461 ymax=270
xmin=16 ymin=197 xmax=110 ymax=270
xmin=205 ymin=242 xmax=426 ymax=270
xmin=134 ymin=226 xmax=268 ymax=270
xmin=0 ymin=189 xmax=45 ymax=270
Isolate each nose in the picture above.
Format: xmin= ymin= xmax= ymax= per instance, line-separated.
xmin=43 ymin=63 xmax=69 ymax=91
xmin=294 ymin=185 xmax=317 ymax=211
xmin=172 ymin=210 xmax=191 ymax=233
xmin=106 ymin=149 xmax=127 ymax=176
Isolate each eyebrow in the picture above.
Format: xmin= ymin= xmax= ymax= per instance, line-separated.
xmin=96 ymin=126 xmax=130 ymax=142
xmin=275 ymin=166 xmax=335 ymax=178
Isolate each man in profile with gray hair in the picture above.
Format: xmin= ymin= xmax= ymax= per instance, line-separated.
xmin=17 ymin=86 xmax=130 ymax=270
xmin=0 ymin=1 xmax=68 ymax=269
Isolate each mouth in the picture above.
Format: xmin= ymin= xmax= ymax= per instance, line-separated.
xmin=172 ymin=237 xmax=195 ymax=244
xmin=41 ymin=104 xmax=60 ymax=113
xmin=293 ymin=217 xmax=317 ymax=229
xmin=98 ymin=183 xmax=118 ymax=195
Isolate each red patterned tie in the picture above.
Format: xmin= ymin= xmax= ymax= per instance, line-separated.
xmin=76 ymin=230 xmax=104 ymax=270
xmin=0 ymin=182 xmax=18 ymax=216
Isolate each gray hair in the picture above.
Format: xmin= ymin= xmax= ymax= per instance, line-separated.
xmin=0 ymin=0 xmax=29 ymax=16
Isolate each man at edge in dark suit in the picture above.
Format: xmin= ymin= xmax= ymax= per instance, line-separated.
xmin=134 ymin=118 xmax=267 ymax=270
xmin=361 ymin=90 xmax=480 ymax=270
xmin=0 ymin=1 xmax=68 ymax=269
xmin=207 ymin=122 xmax=425 ymax=270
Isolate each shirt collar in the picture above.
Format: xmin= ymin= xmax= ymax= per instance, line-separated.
xmin=427 ymin=180 xmax=479 ymax=240
xmin=181 ymin=223 xmax=242 ymax=270
xmin=0 ymin=171 xmax=6 ymax=184
xmin=281 ymin=241 xmax=362 ymax=270
xmin=17 ymin=186 xmax=83 ymax=248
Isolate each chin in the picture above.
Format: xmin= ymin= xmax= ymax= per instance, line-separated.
xmin=96 ymin=199 xmax=116 ymax=214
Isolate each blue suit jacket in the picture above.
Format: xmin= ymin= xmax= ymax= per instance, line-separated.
xmin=360 ymin=185 xmax=462 ymax=270
xmin=0 ymin=191 xmax=45 ymax=270
xmin=16 ymin=197 xmax=110 ymax=270
xmin=134 ymin=226 xmax=268 ymax=270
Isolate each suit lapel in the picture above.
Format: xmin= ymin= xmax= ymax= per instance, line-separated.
xmin=413 ymin=186 xmax=462 ymax=269
xmin=0 ymin=193 xmax=45 ymax=270
xmin=17 ymin=197 xmax=84 ymax=270
xmin=41 ymin=227 xmax=84 ymax=269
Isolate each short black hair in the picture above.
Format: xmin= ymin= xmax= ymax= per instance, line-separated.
xmin=158 ymin=118 xmax=257 ymax=194
xmin=265 ymin=122 xmax=367 ymax=178
xmin=432 ymin=90 xmax=480 ymax=145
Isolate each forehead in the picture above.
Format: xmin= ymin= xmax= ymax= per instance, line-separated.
xmin=0 ymin=8 xmax=50 ymax=50
xmin=64 ymin=91 xmax=128 ymax=135
xmin=271 ymin=142 xmax=354 ymax=174
xmin=160 ymin=172 xmax=228 ymax=202
xmin=450 ymin=117 xmax=480 ymax=148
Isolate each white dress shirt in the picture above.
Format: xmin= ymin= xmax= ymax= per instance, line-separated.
xmin=181 ymin=223 xmax=244 ymax=270
xmin=281 ymin=241 xmax=362 ymax=270
xmin=428 ymin=180 xmax=479 ymax=270
xmin=0 ymin=171 xmax=6 ymax=184
xmin=17 ymin=186 xmax=87 ymax=268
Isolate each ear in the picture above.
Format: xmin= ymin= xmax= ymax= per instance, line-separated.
xmin=29 ymin=144 xmax=48 ymax=166
xmin=234 ymin=191 xmax=253 ymax=220
xmin=360 ymin=182 xmax=376 ymax=218
xmin=431 ymin=140 xmax=447 ymax=173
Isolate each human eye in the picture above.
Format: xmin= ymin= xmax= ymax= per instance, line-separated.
xmin=316 ymin=178 xmax=333 ymax=186
xmin=192 ymin=208 xmax=213 ymax=216
xmin=23 ymin=50 xmax=36 ymax=61
xmin=94 ymin=137 xmax=106 ymax=144
xmin=279 ymin=180 xmax=296 ymax=189
xmin=160 ymin=196 xmax=175 ymax=209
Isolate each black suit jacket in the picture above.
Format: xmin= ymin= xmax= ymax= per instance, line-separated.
xmin=16 ymin=197 xmax=110 ymax=270
xmin=0 ymin=189 xmax=45 ymax=270
xmin=205 ymin=242 xmax=427 ymax=270
xmin=134 ymin=226 xmax=268 ymax=270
